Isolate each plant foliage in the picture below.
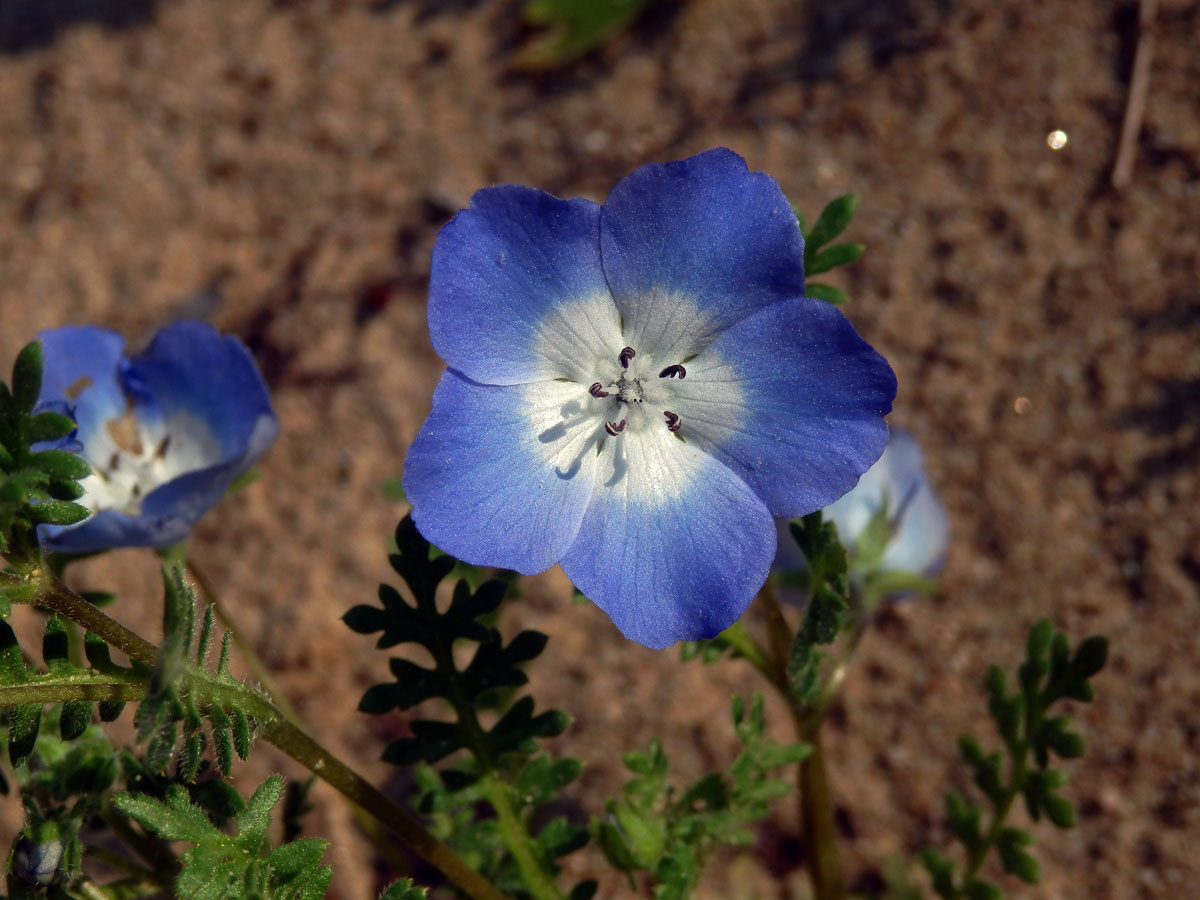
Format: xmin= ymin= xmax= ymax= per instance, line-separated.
xmin=594 ymin=693 xmax=809 ymax=899
xmin=346 ymin=515 xmax=589 ymax=897
xmin=921 ymin=619 xmax=1108 ymax=900
xmin=115 ymin=775 xmax=332 ymax=900
xmin=0 ymin=340 xmax=90 ymax=580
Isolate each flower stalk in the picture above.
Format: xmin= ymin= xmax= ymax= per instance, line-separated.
xmin=28 ymin=573 xmax=514 ymax=900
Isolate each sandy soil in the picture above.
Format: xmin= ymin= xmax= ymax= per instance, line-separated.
xmin=1 ymin=1 xmax=1197 ymax=898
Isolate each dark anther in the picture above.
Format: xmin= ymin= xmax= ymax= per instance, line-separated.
xmin=618 ymin=347 xmax=636 ymax=368
xmin=663 ymin=411 xmax=681 ymax=432
xmin=155 ymin=435 xmax=171 ymax=459
xmin=109 ymin=453 xmax=120 ymax=471
xmin=605 ymin=419 xmax=627 ymax=436
xmin=659 ymin=364 xmax=686 ymax=380
xmin=589 ymin=382 xmax=610 ymax=398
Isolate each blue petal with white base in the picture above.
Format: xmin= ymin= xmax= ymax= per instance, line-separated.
xmin=404 ymin=148 xmax=897 ymax=648
xmin=404 ymin=371 xmax=598 ymax=574
xmin=35 ymin=322 xmax=279 ymax=553
xmin=428 ymin=188 xmax=612 ymax=386
xmin=670 ymin=297 xmax=896 ymax=517
xmin=559 ymin=429 xmax=775 ymax=650
xmin=599 ymin=148 xmax=806 ymax=362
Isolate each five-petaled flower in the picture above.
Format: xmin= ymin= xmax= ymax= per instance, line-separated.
xmin=404 ymin=149 xmax=897 ymax=648
xmin=35 ymin=321 xmax=278 ymax=553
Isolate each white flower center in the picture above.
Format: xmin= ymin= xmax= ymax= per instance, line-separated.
xmin=585 ymin=346 xmax=688 ymax=439
xmin=78 ymin=408 xmax=221 ymax=515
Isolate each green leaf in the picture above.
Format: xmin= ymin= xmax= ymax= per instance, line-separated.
xmin=1071 ymin=635 xmax=1108 ymax=679
xmin=378 ymin=880 xmax=428 ymax=900
xmin=29 ymin=450 xmax=91 ymax=481
xmin=115 ymin=785 xmax=217 ymax=844
xmin=12 ymin=341 xmax=44 ymax=416
xmin=805 ymin=194 xmax=860 ymax=253
xmin=805 ymin=282 xmax=848 ymax=305
xmin=1043 ymin=793 xmax=1077 ymax=828
xmin=515 ymin=0 xmax=652 ymax=69
xmin=28 ymin=500 xmax=90 ymax=526
xmin=805 ymin=242 xmax=866 ymax=276
xmin=26 ymin=411 xmax=76 ymax=445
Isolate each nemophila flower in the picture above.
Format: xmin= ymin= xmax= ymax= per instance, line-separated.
xmin=403 ymin=149 xmax=897 ymax=649
xmin=35 ymin=322 xmax=278 ymax=554
xmin=776 ymin=428 xmax=948 ymax=594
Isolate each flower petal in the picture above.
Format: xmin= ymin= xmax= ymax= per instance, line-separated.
xmin=429 ymin=186 xmax=621 ymax=385
xmin=560 ymin=429 xmax=775 ymax=649
xmin=122 ymin=321 xmax=278 ymax=466
xmin=36 ymin=326 xmax=128 ymax=441
xmin=669 ymin=297 xmax=896 ymax=517
xmin=599 ymin=148 xmax=806 ymax=362
xmin=404 ymin=371 xmax=599 ymax=574
xmin=825 ymin=429 xmax=948 ymax=576
xmin=41 ymin=509 xmax=195 ymax=554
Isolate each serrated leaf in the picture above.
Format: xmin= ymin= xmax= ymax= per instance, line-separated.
xmin=238 ymin=774 xmax=284 ymax=846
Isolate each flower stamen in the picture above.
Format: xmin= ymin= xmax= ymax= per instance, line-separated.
xmin=659 ymin=364 xmax=686 ymax=380
xmin=589 ymin=382 xmax=611 ymax=398
xmin=663 ymin=411 xmax=681 ymax=432
xmin=605 ymin=419 xmax=627 ymax=436
xmin=618 ymin=347 xmax=636 ymax=369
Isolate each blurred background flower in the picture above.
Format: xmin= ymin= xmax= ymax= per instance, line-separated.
xmin=36 ymin=322 xmax=278 ymax=554
xmin=777 ymin=428 xmax=947 ymax=605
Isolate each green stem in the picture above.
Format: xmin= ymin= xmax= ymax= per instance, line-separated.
xmin=261 ymin=718 xmax=512 ymax=900
xmin=427 ymin=610 xmax=565 ymax=900
xmin=0 ymin=680 xmax=145 ymax=705
xmin=798 ymin=732 xmax=845 ymax=900
xmin=719 ymin=620 xmax=774 ymax=682
xmin=953 ymin=738 xmax=1030 ymax=896
xmin=35 ymin=574 xmax=514 ymax=900
xmin=184 ymin=556 xmax=413 ymax=877
xmin=479 ymin=770 xmax=564 ymax=900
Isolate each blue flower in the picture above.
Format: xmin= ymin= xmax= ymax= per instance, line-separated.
xmin=776 ymin=428 xmax=948 ymax=592
xmin=403 ymin=149 xmax=897 ymax=648
xmin=35 ymin=322 xmax=278 ymax=553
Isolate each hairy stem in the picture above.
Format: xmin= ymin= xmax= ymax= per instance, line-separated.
xmin=35 ymin=574 xmax=514 ymax=900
